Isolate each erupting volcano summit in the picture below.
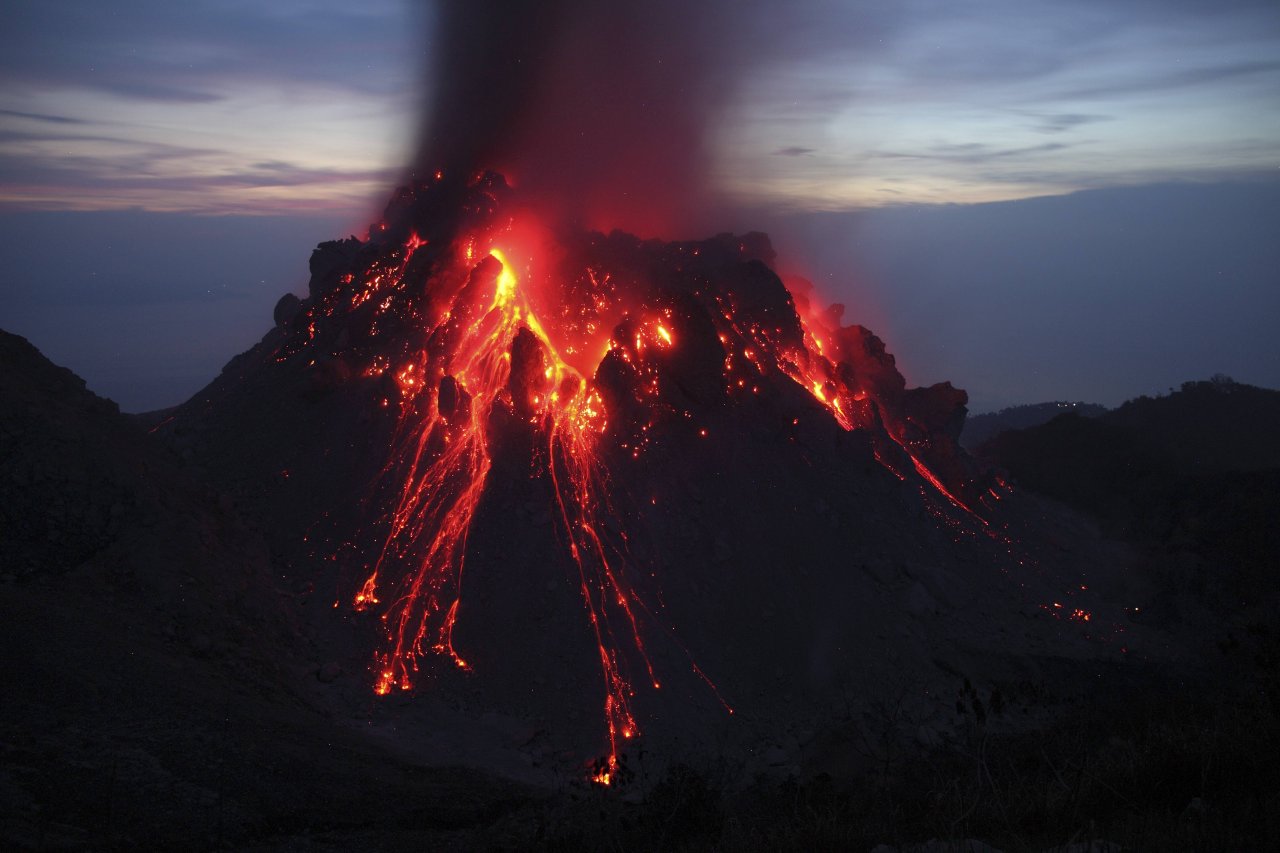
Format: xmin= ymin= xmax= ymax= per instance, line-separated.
xmin=292 ymin=171 xmax=986 ymax=776
xmin=164 ymin=170 xmax=1133 ymax=781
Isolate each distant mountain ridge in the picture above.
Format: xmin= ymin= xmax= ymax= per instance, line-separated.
xmin=961 ymin=400 xmax=1107 ymax=449
xmin=1104 ymin=376 xmax=1280 ymax=473
xmin=979 ymin=376 xmax=1280 ymax=615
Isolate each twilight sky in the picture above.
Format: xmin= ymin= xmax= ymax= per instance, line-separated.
xmin=1 ymin=0 xmax=1278 ymax=412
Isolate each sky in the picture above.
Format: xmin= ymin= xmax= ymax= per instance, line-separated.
xmin=0 ymin=0 xmax=418 ymax=216
xmin=1 ymin=0 xmax=1277 ymax=412
xmin=719 ymin=0 xmax=1280 ymax=208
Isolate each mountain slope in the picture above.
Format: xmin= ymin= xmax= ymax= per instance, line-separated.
xmin=157 ymin=174 xmax=1174 ymax=781
xmin=0 ymin=330 xmax=527 ymax=849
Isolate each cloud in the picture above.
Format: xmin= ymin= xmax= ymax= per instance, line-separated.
xmin=984 ymin=163 xmax=1280 ymax=191
xmin=0 ymin=0 xmax=415 ymax=214
xmin=1024 ymin=112 xmax=1112 ymax=134
xmin=184 ymin=163 xmax=400 ymax=190
xmin=0 ymin=131 xmax=224 ymax=174
xmin=0 ymin=118 xmax=398 ymax=214
xmin=0 ymin=0 xmax=416 ymax=103
xmin=878 ymin=142 xmax=1072 ymax=165
xmin=0 ymin=146 xmax=394 ymax=192
xmin=0 ymin=108 xmax=88 ymax=125
xmin=94 ymin=81 xmax=225 ymax=105
xmin=773 ymin=147 xmax=816 ymax=157
xmin=1054 ymin=59 xmax=1280 ymax=101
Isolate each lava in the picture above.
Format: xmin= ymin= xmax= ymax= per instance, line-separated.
xmin=279 ymin=172 xmax=993 ymax=779
xmin=347 ymin=226 xmax=689 ymax=767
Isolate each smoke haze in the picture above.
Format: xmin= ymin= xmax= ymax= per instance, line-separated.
xmin=413 ymin=0 xmax=761 ymax=236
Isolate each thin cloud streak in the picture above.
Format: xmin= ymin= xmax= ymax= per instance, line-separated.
xmin=0 ymin=108 xmax=89 ymax=125
xmin=1022 ymin=112 xmax=1112 ymax=134
xmin=1052 ymin=59 xmax=1280 ymax=102
xmin=877 ymin=142 xmax=1073 ymax=165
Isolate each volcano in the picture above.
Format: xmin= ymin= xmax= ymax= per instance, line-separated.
xmin=159 ymin=171 xmax=1158 ymax=784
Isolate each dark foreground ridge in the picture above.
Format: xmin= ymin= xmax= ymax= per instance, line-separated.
xmin=0 ymin=329 xmax=531 ymax=849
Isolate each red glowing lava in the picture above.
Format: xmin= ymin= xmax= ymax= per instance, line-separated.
xmin=349 ymin=228 xmax=702 ymax=766
xmin=281 ymin=172 xmax=990 ymax=779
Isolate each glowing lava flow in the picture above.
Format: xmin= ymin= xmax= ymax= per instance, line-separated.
xmin=356 ymin=251 xmax=518 ymax=691
xmin=327 ymin=193 xmax=982 ymax=782
xmin=709 ymin=288 xmax=978 ymax=517
xmin=354 ymin=240 xmax=681 ymax=779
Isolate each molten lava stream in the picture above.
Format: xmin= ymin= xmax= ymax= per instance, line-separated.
xmin=543 ymin=384 xmax=655 ymax=769
xmin=711 ymin=288 xmax=979 ymax=519
xmin=354 ymin=240 xmax=676 ymax=778
xmin=357 ymin=252 xmax=522 ymax=693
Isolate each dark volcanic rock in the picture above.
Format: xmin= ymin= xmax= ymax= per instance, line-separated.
xmin=508 ymin=326 xmax=554 ymax=418
xmin=0 ymin=330 xmax=528 ymax=850
xmin=903 ymin=381 xmax=968 ymax=443
xmin=273 ymin=291 xmax=302 ymax=328
xmin=152 ymin=173 xmax=1175 ymax=785
xmin=835 ymin=323 xmax=907 ymax=403
xmin=1 ymin=331 xmax=124 ymax=576
xmin=307 ymin=236 xmax=363 ymax=300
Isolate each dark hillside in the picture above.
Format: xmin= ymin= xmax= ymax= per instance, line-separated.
xmin=1107 ymin=376 xmax=1280 ymax=473
xmin=961 ymin=401 xmax=1106 ymax=450
xmin=0 ymin=330 xmax=527 ymax=850
xmin=980 ymin=378 xmax=1280 ymax=618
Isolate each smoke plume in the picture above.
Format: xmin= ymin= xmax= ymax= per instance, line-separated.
xmin=412 ymin=0 xmax=757 ymax=237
